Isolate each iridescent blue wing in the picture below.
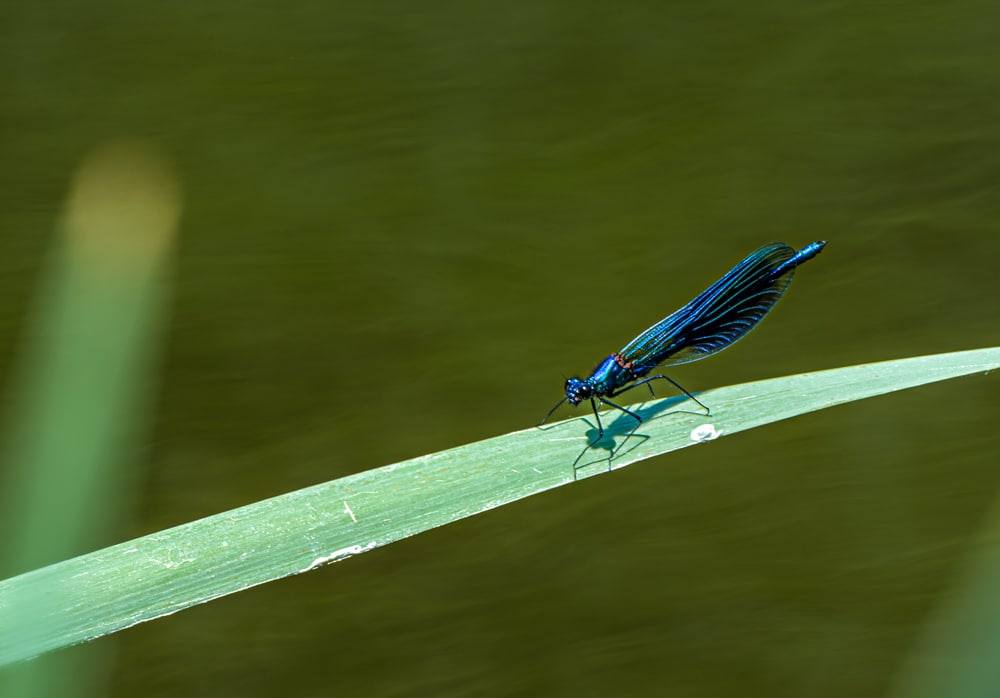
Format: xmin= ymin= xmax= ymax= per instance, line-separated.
xmin=620 ymin=243 xmax=801 ymax=371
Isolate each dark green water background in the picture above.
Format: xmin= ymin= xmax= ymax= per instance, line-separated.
xmin=2 ymin=2 xmax=999 ymax=696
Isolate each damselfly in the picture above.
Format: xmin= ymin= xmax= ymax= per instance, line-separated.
xmin=542 ymin=241 xmax=826 ymax=456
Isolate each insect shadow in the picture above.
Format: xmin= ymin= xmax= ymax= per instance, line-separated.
xmin=570 ymin=393 xmax=705 ymax=475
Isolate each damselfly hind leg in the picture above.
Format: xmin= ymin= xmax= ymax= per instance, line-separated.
xmin=610 ymin=374 xmax=711 ymax=415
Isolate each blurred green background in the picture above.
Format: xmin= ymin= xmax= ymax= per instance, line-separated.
xmin=2 ymin=1 xmax=999 ymax=696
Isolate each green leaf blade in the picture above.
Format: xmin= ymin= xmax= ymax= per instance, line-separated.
xmin=1 ymin=347 xmax=998 ymax=665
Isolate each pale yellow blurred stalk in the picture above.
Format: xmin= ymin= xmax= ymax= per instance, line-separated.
xmin=0 ymin=142 xmax=180 ymax=696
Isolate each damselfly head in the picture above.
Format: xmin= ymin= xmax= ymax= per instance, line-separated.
xmin=564 ymin=378 xmax=593 ymax=406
